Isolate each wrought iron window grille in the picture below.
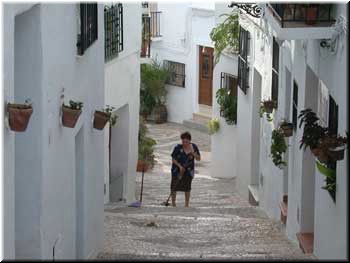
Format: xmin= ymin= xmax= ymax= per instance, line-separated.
xmin=104 ymin=3 xmax=123 ymax=62
xmin=163 ymin=60 xmax=186 ymax=88
xmin=77 ymin=3 xmax=98 ymax=56
xmin=237 ymin=26 xmax=250 ymax=94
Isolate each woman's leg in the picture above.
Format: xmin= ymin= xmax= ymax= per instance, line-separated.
xmin=171 ymin=191 xmax=177 ymax=207
xmin=185 ymin=191 xmax=190 ymax=207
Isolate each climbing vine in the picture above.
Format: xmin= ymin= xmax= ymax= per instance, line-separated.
xmin=210 ymin=11 xmax=240 ymax=65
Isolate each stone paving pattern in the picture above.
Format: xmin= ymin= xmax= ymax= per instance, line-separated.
xmin=98 ymin=122 xmax=314 ymax=260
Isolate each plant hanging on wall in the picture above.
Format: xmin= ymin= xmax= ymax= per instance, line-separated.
xmin=207 ymin=118 xmax=220 ymax=135
xmin=62 ymin=100 xmax=83 ymax=128
xmin=210 ymin=10 xmax=240 ymax=65
xmin=260 ymin=99 xmax=276 ymax=122
xmin=93 ymin=105 xmax=118 ymax=130
xmin=216 ymin=88 xmax=237 ymax=125
xmin=279 ymin=119 xmax=294 ymax=137
xmin=137 ymin=116 xmax=157 ymax=172
xmin=7 ymin=99 xmax=33 ymax=132
xmin=270 ymin=129 xmax=288 ymax=168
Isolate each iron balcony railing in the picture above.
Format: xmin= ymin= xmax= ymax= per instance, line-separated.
xmin=141 ymin=2 xmax=149 ymax=8
xmin=269 ymin=4 xmax=335 ymax=28
xmin=141 ymin=15 xmax=151 ymax=58
xmin=150 ymin=11 xmax=162 ymax=37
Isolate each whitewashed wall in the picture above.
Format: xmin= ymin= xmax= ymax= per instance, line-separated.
xmin=3 ymin=3 xmax=105 ymax=260
xmin=150 ymin=3 xmax=215 ymax=123
xmin=104 ymin=3 xmax=141 ymax=204
xmin=210 ymin=2 xmax=238 ymax=179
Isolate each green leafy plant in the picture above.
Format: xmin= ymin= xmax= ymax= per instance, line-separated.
xmin=210 ymin=11 xmax=240 ymax=65
xmin=140 ymin=61 xmax=169 ymax=116
xmin=64 ymin=100 xmax=83 ymax=110
xmin=216 ymin=88 xmax=237 ymax=125
xmin=208 ymin=118 xmax=220 ymax=135
xmin=260 ymin=99 xmax=276 ymax=122
xmin=316 ymin=160 xmax=336 ymax=201
xmin=298 ymin=108 xmax=327 ymax=151
xmin=270 ymin=129 xmax=288 ymax=168
xmin=102 ymin=105 xmax=118 ymax=126
xmin=138 ymin=116 xmax=156 ymax=167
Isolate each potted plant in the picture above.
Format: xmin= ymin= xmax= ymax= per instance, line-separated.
xmin=93 ymin=105 xmax=118 ymax=130
xmin=62 ymin=100 xmax=83 ymax=128
xmin=7 ymin=99 xmax=33 ymax=132
xmin=208 ymin=118 xmax=220 ymax=135
xmin=279 ymin=119 xmax=293 ymax=137
xmin=261 ymin=99 xmax=277 ymax=114
xmin=319 ymin=133 xmax=348 ymax=162
xmin=216 ymin=88 xmax=237 ymax=125
xmin=140 ymin=61 xmax=169 ymax=123
xmin=270 ymin=129 xmax=288 ymax=169
xmin=137 ymin=116 xmax=156 ymax=172
xmin=301 ymin=4 xmax=320 ymax=25
xmin=315 ymin=160 xmax=336 ymax=201
xmin=298 ymin=108 xmax=327 ymax=158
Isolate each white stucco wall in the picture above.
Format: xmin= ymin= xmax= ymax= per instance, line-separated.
xmin=104 ymin=3 xmax=141 ymax=204
xmin=3 ymin=3 xmax=105 ymax=260
xmin=149 ymin=3 xmax=214 ymax=123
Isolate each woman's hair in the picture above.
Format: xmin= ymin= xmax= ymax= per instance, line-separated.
xmin=180 ymin=131 xmax=191 ymax=141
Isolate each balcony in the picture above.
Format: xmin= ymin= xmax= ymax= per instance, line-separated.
xmin=141 ymin=15 xmax=151 ymax=58
xmin=265 ymin=4 xmax=336 ymax=40
xmin=150 ymin=11 xmax=162 ymax=38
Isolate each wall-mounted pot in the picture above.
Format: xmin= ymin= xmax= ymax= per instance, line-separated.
xmin=7 ymin=103 xmax=33 ymax=132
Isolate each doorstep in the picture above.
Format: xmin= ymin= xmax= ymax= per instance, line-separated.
xmin=296 ymin=232 xmax=314 ymax=254
xmin=248 ymin=184 xmax=259 ymax=206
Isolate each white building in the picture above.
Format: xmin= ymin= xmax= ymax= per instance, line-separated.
xmin=141 ymin=2 xmax=215 ymax=126
xmin=103 ymin=3 xmax=141 ymax=205
xmin=212 ymin=2 xmax=348 ymax=259
xmin=3 ymin=2 xmax=141 ymax=260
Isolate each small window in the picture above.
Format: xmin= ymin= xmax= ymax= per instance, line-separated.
xmin=104 ymin=3 xmax=123 ymax=61
xmin=163 ymin=60 xmax=186 ymax=87
xmin=271 ymin=37 xmax=280 ymax=105
xmin=221 ymin=72 xmax=238 ymax=96
xmin=237 ymin=26 xmax=250 ymax=94
xmin=77 ymin=3 xmax=98 ymax=56
xmin=292 ymin=80 xmax=298 ymax=130
xmin=202 ymin=55 xmax=211 ymax=79
xmin=327 ymin=95 xmax=338 ymax=201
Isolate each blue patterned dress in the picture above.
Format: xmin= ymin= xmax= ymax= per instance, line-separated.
xmin=170 ymin=143 xmax=200 ymax=192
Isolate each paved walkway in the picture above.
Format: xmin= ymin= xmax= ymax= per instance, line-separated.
xmin=98 ymin=122 xmax=312 ymax=260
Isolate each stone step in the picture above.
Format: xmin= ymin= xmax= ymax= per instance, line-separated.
xmin=193 ymin=112 xmax=212 ymax=123
xmin=183 ymin=118 xmax=209 ymax=134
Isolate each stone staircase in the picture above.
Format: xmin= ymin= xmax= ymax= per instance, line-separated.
xmin=183 ymin=105 xmax=212 ymax=134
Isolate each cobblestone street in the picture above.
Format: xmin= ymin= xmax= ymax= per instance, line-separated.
xmin=98 ymin=122 xmax=313 ymax=260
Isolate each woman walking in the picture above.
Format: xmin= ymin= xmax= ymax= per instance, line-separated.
xmin=170 ymin=131 xmax=201 ymax=207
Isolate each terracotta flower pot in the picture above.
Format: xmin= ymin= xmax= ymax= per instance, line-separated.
xmin=153 ymin=105 xmax=167 ymax=124
xmin=328 ymin=146 xmax=345 ymax=161
xmin=93 ymin=111 xmax=110 ymax=130
xmin=62 ymin=105 xmax=82 ymax=128
xmin=7 ymin=103 xmax=33 ymax=132
xmin=280 ymin=124 xmax=293 ymax=137
xmin=304 ymin=6 xmax=318 ymax=25
xmin=137 ymin=160 xmax=149 ymax=172
xmin=263 ymin=101 xmax=275 ymax=113
xmin=310 ymin=147 xmax=322 ymax=157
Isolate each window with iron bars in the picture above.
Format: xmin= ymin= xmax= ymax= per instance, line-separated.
xmin=104 ymin=3 xmax=123 ymax=62
xmin=77 ymin=3 xmax=98 ymax=56
xmin=237 ymin=26 xmax=250 ymax=94
xmin=221 ymin=72 xmax=238 ymax=96
xmin=163 ymin=60 xmax=186 ymax=87
xmin=271 ymin=37 xmax=280 ymax=107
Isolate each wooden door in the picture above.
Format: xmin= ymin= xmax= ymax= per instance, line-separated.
xmin=198 ymin=46 xmax=214 ymax=106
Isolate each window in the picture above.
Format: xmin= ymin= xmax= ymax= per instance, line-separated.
xmin=77 ymin=3 xmax=98 ymax=56
xmin=237 ymin=26 xmax=250 ymax=94
xmin=221 ymin=72 xmax=238 ymax=96
xmin=292 ymin=80 xmax=298 ymax=130
xmin=104 ymin=3 xmax=123 ymax=61
xmin=272 ymin=37 xmax=280 ymax=105
xmin=327 ymin=95 xmax=338 ymax=201
xmin=202 ymin=55 xmax=212 ymax=79
xmin=163 ymin=60 xmax=185 ymax=87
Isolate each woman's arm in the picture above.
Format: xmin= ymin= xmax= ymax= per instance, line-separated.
xmin=172 ymin=158 xmax=185 ymax=174
xmin=190 ymin=144 xmax=201 ymax=161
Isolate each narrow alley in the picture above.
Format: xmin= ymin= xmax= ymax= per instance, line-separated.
xmin=98 ymin=123 xmax=312 ymax=260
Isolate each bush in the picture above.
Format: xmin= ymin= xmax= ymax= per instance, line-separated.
xmin=216 ymin=88 xmax=237 ymax=125
xmin=208 ymin=118 xmax=220 ymax=135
